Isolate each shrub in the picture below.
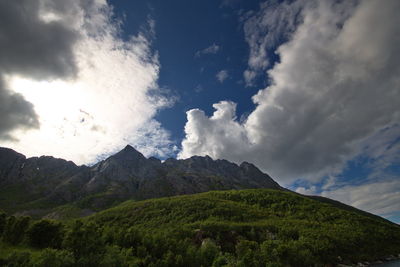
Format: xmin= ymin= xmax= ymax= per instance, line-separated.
xmin=31 ymin=248 xmax=74 ymax=267
xmin=5 ymin=251 xmax=31 ymax=266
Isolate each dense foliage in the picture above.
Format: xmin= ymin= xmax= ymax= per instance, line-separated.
xmin=1 ymin=189 xmax=400 ymax=266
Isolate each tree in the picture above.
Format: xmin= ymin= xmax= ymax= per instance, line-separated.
xmin=99 ymin=246 xmax=139 ymax=267
xmin=200 ymin=239 xmax=219 ymax=266
xmin=235 ymin=240 xmax=260 ymax=266
xmin=27 ymin=219 xmax=64 ymax=248
xmin=63 ymin=221 xmax=104 ymax=263
xmin=3 ymin=216 xmax=31 ymax=245
xmin=0 ymin=211 xmax=6 ymax=236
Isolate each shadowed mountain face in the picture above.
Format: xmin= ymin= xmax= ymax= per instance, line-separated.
xmin=0 ymin=145 xmax=281 ymax=217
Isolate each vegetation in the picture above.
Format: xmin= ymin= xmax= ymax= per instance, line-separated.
xmin=0 ymin=189 xmax=399 ymax=266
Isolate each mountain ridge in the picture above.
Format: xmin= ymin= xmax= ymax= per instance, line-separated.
xmin=0 ymin=146 xmax=281 ymax=218
xmin=0 ymin=146 xmax=392 ymax=226
xmin=1 ymin=147 xmax=400 ymax=266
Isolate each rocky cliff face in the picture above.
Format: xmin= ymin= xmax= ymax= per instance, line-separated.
xmin=0 ymin=145 xmax=281 ymax=216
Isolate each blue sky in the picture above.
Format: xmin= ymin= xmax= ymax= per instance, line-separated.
xmin=108 ymin=0 xmax=264 ymax=142
xmin=0 ymin=0 xmax=399 ymax=223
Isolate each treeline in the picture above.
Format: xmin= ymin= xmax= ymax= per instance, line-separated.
xmin=1 ymin=189 xmax=400 ymax=266
xmin=0 ymin=211 xmax=334 ymax=266
xmin=1 ymin=211 xmax=284 ymax=267
xmin=0 ymin=212 xmax=294 ymax=267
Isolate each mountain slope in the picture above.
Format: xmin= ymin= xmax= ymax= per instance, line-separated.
xmin=0 ymin=146 xmax=281 ymax=217
xmin=1 ymin=189 xmax=399 ymax=266
xmin=0 ymin=147 xmax=85 ymax=215
xmin=88 ymin=189 xmax=400 ymax=265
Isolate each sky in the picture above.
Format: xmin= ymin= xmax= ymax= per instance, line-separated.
xmin=0 ymin=0 xmax=399 ymax=223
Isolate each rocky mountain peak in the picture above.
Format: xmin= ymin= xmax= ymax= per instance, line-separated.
xmin=0 ymin=145 xmax=282 ymax=215
xmin=0 ymin=147 xmax=25 ymax=161
xmin=0 ymin=147 xmax=26 ymax=180
xmin=104 ymin=145 xmax=148 ymax=169
xmin=114 ymin=145 xmax=145 ymax=159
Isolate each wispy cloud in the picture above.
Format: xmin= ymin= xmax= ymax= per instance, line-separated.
xmin=321 ymin=179 xmax=400 ymax=219
xmin=216 ymin=70 xmax=229 ymax=83
xmin=195 ymin=43 xmax=220 ymax=58
xmin=242 ymin=0 xmax=305 ymax=86
xmin=194 ymin=85 xmax=203 ymax=93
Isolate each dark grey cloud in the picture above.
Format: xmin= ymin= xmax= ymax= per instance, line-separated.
xmin=0 ymin=0 xmax=83 ymax=140
xmin=0 ymin=0 xmax=79 ymax=79
xmin=0 ymin=78 xmax=39 ymax=140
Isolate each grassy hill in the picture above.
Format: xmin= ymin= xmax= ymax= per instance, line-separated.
xmin=1 ymin=189 xmax=400 ymax=266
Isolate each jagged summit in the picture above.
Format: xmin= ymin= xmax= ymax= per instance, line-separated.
xmin=112 ymin=145 xmax=146 ymax=160
xmin=120 ymin=144 xmax=141 ymax=154
xmin=0 ymin=145 xmax=281 ymax=217
xmin=124 ymin=144 xmax=134 ymax=150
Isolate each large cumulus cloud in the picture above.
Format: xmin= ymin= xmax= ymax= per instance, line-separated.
xmin=180 ymin=0 xmax=400 ymax=185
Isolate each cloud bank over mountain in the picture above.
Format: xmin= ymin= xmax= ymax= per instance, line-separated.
xmin=180 ymin=0 xmax=400 ymax=187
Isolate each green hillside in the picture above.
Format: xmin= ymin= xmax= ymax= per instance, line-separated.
xmin=1 ymin=189 xmax=400 ymax=266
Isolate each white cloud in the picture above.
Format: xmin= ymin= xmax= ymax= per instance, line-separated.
xmin=321 ymin=179 xmax=400 ymax=217
xmin=1 ymin=0 xmax=174 ymax=164
xmin=295 ymin=186 xmax=316 ymax=195
xmin=195 ymin=43 xmax=220 ymax=58
xmin=242 ymin=0 xmax=305 ymax=86
xmin=216 ymin=70 xmax=229 ymax=83
xmin=179 ymin=0 xmax=400 ymax=186
xmin=180 ymin=101 xmax=250 ymax=160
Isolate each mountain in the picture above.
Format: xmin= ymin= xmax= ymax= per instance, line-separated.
xmin=0 ymin=146 xmax=281 ymax=218
xmin=1 ymin=146 xmax=400 ymax=266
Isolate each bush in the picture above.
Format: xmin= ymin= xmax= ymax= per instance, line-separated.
xmin=99 ymin=245 xmax=139 ymax=267
xmin=5 ymin=251 xmax=31 ymax=267
xmin=31 ymin=248 xmax=74 ymax=267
